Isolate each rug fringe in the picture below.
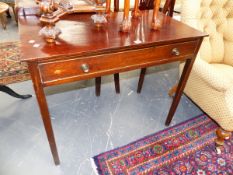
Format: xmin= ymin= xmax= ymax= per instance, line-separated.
xmin=90 ymin=158 xmax=99 ymax=175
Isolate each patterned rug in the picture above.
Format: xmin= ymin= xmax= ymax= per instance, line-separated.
xmin=93 ymin=115 xmax=233 ymax=174
xmin=0 ymin=42 xmax=30 ymax=84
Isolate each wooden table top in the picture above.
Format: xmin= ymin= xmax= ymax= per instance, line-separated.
xmin=18 ymin=10 xmax=206 ymax=62
xmin=0 ymin=2 xmax=9 ymax=13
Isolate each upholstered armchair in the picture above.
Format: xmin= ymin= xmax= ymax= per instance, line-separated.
xmin=180 ymin=0 xmax=233 ymax=152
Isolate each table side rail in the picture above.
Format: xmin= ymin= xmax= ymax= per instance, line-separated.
xmin=38 ymin=40 xmax=198 ymax=87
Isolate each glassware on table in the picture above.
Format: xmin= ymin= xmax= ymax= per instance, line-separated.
xmin=39 ymin=25 xmax=61 ymax=43
xmin=38 ymin=0 xmax=61 ymax=43
xmin=91 ymin=0 xmax=107 ymax=27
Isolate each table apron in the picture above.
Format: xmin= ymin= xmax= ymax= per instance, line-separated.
xmin=38 ymin=40 xmax=198 ymax=87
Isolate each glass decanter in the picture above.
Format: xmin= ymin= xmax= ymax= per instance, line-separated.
xmin=91 ymin=0 xmax=107 ymax=27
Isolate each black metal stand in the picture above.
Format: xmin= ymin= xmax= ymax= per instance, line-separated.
xmin=0 ymin=84 xmax=32 ymax=99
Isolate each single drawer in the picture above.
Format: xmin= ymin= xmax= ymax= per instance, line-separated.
xmin=39 ymin=41 xmax=198 ymax=86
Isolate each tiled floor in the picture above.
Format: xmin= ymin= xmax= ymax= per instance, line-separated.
xmin=0 ymin=11 xmax=203 ymax=175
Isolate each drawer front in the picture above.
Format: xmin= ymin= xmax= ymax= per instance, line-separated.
xmin=39 ymin=41 xmax=197 ymax=86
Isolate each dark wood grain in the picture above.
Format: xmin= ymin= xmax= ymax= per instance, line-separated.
xmin=19 ymin=11 xmax=205 ymax=62
xmin=114 ymin=0 xmax=119 ymax=12
xmin=38 ymin=40 xmax=197 ymax=86
xmin=18 ymin=10 xmax=206 ymax=165
xmin=165 ymin=38 xmax=203 ymax=126
xmin=95 ymin=76 xmax=101 ymax=96
xmin=114 ymin=73 xmax=120 ymax=93
xmin=137 ymin=0 xmax=176 ymax=95
xmin=27 ymin=62 xmax=60 ymax=165
xmin=137 ymin=68 xmax=147 ymax=93
xmin=162 ymin=0 xmax=176 ymax=17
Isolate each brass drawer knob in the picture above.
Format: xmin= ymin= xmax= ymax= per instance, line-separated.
xmin=172 ymin=48 xmax=180 ymax=56
xmin=81 ymin=63 xmax=89 ymax=73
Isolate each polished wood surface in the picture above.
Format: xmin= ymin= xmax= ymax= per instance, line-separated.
xmin=19 ymin=11 xmax=205 ymax=62
xmin=216 ymin=128 xmax=232 ymax=146
xmin=6 ymin=2 xmax=17 ymax=24
xmin=95 ymin=76 xmax=101 ymax=96
xmin=132 ymin=0 xmax=141 ymax=18
xmin=137 ymin=68 xmax=147 ymax=93
xmin=215 ymin=128 xmax=232 ymax=154
xmin=27 ymin=62 xmax=60 ymax=165
xmin=114 ymin=73 xmax=120 ymax=93
xmin=123 ymin=0 xmax=130 ymax=19
xmin=0 ymin=2 xmax=8 ymax=13
xmin=151 ymin=0 xmax=161 ymax=30
xmin=114 ymin=0 xmax=120 ymax=12
xmin=19 ymin=10 xmax=206 ymax=165
xmin=106 ymin=0 xmax=111 ymax=14
xmin=162 ymin=0 xmax=176 ymax=17
xmin=165 ymin=38 xmax=203 ymax=126
xmin=38 ymin=40 xmax=197 ymax=86
xmin=137 ymin=0 xmax=176 ymax=101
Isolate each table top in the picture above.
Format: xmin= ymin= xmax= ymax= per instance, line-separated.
xmin=0 ymin=2 xmax=9 ymax=13
xmin=18 ymin=10 xmax=206 ymax=62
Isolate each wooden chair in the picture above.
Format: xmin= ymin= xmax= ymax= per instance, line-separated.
xmin=107 ymin=0 xmax=176 ymax=95
xmin=0 ymin=2 xmax=9 ymax=29
xmin=137 ymin=0 xmax=176 ymax=93
xmin=95 ymin=0 xmax=121 ymax=96
xmin=95 ymin=73 xmax=120 ymax=96
xmin=139 ymin=0 xmax=177 ymax=16
xmin=0 ymin=0 xmax=17 ymax=24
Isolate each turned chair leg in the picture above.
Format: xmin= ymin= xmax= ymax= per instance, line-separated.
xmin=95 ymin=77 xmax=101 ymax=96
xmin=137 ymin=68 xmax=147 ymax=93
xmin=137 ymin=69 xmax=178 ymax=97
xmin=12 ymin=5 xmax=17 ymax=24
xmin=137 ymin=68 xmax=179 ymax=96
xmin=0 ymin=13 xmax=7 ymax=30
xmin=0 ymin=85 xmax=32 ymax=99
xmin=168 ymin=84 xmax=178 ymax=97
xmin=95 ymin=73 xmax=120 ymax=96
xmin=114 ymin=73 xmax=120 ymax=93
xmin=6 ymin=9 xmax=11 ymax=18
xmin=215 ymin=127 xmax=232 ymax=154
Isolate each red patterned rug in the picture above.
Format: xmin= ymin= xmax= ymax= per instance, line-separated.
xmin=93 ymin=115 xmax=233 ymax=174
xmin=0 ymin=42 xmax=30 ymax=84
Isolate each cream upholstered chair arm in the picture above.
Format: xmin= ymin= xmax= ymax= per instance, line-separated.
xmin=225 ymin=87 xmax=233 ymax=119
xmin=191 ymin=58 xmax=232 ymax=92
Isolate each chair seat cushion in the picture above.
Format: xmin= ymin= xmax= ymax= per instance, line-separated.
xmin=212 ymin=63 xmax=233 ymax=84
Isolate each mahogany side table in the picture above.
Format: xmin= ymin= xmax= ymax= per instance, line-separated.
xmin=18 ymin=10 xmax=206 ymax=165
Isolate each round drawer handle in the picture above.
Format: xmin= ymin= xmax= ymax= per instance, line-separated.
xmin=172 ymin=48 xmax=180 ymax=56
xmin=81 ymin=63 xmax=89 ymax=73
